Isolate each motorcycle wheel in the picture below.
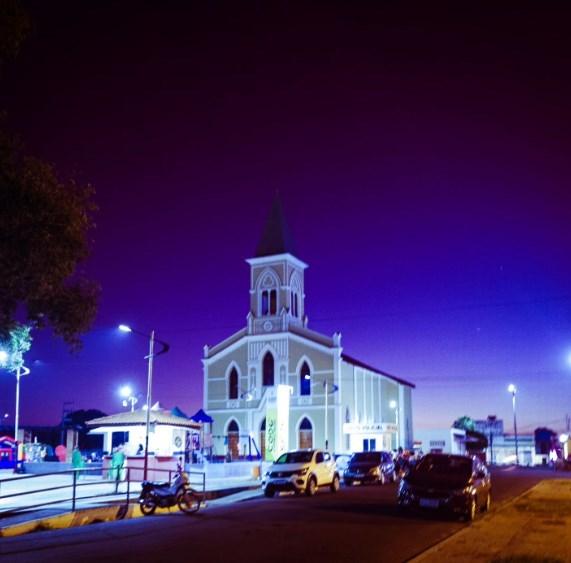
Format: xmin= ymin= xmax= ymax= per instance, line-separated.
xmin=139 ymin=493 xmax=157 ymax=516
xmin=178 ymin=490 xmax=200 ymax=514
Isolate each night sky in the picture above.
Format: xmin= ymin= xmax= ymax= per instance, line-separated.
xmin=1 ymin=1 xmax=570 ymax=435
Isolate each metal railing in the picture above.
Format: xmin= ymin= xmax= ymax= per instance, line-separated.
xmin=0 ymin=465 xmax=206 ymax=516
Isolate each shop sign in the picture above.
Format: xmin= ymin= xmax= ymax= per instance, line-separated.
xmin=343 ymin=422 xmax=397 ymax=434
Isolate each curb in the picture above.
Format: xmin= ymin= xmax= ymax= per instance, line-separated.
xmin=0 ymin=503 xmax=140 ymax=538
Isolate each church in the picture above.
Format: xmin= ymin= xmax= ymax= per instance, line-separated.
xmin=202 ymin=196 xmax=415 ymax=460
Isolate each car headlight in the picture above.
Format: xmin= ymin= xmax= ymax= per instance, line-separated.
xmin=295 ymin=468 xmax=308 ymax=476
xmin=453 ymin=487 xmax=471 ymax=497
xmin=369 ymin=467 xmax=380 ymax=476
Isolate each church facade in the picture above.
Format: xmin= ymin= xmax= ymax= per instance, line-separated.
xmin=202 ymin=197 xmax=415 ymax=460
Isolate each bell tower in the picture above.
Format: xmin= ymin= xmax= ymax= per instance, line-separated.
xmin=246 ymin=195 xmax=308 ymax=335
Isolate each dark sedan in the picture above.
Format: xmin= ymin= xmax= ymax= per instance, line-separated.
xmin=397 ymin=453 xmax=491 ymax=521
xmin=344 ymin=451 xmax=396 ymax=486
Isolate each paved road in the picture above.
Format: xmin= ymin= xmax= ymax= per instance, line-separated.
xmin=0 ymin=467 xmax=556 ymax=562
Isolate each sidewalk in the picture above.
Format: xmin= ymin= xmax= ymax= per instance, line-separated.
xmin=0 ymin=471 xmax=262 ymax=537
xmin=412 ymin=478 xmax=571 ymax=562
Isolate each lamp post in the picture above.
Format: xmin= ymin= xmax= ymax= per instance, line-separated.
xmin=119 ymin=325 xmax=170 ymax=479
xmin=321 ymin=379 xmax=339 ymax=451
xmin=120 ymin=386 xmax=138 ymax=412
xmin=0 ymin=350 xmax=30 ymax=445
xmin=389 ymin=400 xmax=399 ymax=450
xmin=14 ymin=365 xmax=30 ymax=445
xmin=508 ymin=384 xmax=519 ymax=465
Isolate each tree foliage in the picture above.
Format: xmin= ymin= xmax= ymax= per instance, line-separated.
xmin=0 ymin=0 xmax=30 ymax=68
xmin=64 ymin=409 xmax=107 ymax=430
xmin=0 ymin=133 xmax=100 ymax=350
xmin=0 ymin=5 xmax=99 ymax=350
xmin=466 ymin=429 xmax=488 ymax=451
xmin=0 ymin=322 xmax=31 ymax=370
xmin=452 ymin=415 xmax=476 ymax=431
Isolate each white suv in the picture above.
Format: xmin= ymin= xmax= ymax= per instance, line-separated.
xmin=262 ymin=449 xmax=340 ymax=497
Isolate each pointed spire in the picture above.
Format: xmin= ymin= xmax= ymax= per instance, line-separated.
xmin=255 ymin=193 xmax=298 ymax=258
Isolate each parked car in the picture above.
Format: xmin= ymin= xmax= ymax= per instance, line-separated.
xmin=397 ymin=453 xmax=491 ymax=521
xmin=262 ymin=449 xmax=340 ymax=497
xmin=344 ymin=451 xmax=396 ymax=486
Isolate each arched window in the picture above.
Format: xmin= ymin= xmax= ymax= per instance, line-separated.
xmin=262 ymin=291 xmax=269 ymax=316
xmin=300 ymin=362 xmax=311 ymax=396
xmin=228 ymin=367 xmax=238 ymax=399
xmin=262 ymin=352 xmax=274 ymax=387
xmin=262 ymin=289 xmax=277 ymax=315
xmin=270 ymin=289 xmax=277 ymax=314
xmin=290 ymin=274 xmax=301 ymax=318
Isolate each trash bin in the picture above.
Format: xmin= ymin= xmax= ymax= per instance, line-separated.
xmin=251 ymin=465 xmax=261 ymax=479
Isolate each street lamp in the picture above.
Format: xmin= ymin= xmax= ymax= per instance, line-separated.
xmin=120 ymin=385 xmax=138 ymax=412
xmin=119 ymin=325 xmax=170 ymax=479
xmin=317 ymin=379 xmax=338 ymax=451
xmin=240 ymin=386 xmax=256 ymax=401
xmin=389 ymin=400 xmax=399 ymax=450
xmin=0 ymin=350 xmax=30 ymax=445
xmin=508 ymin=384 xmax=519 ymax=465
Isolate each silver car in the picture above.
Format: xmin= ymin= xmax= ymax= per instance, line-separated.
xmin=262 ymin=449 xmax=340 ymax=497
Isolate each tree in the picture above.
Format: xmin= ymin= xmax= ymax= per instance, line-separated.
xmin=465 ymin=429 xmax=488 ymax=452
xmin=0 ymin=0 xmax=30 ymax=68
xmin=453 ymin=416 xmax=476 ymax=431
xmin=0 ymin=3 xmax=99 ymax=351
xmin=534 ymin=427 xmax=557 ymax=455
xmin=0 ymin=322 xmax=31 ymax=370
xmin=0 ymin=134 xmax=100 ymax=350
xmin=63 ymin=409 xmax=107 ymax=450
xmin=64 ymin=409 xmax=107 ymax=431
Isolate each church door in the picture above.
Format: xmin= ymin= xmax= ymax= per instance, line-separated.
xmin=227 ymin=420 xmax=239 ymax=460
xmin=299 ymin=417 xmax=313 ymax=449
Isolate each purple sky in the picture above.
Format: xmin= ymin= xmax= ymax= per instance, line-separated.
xmin=1 ymin=2 xmax=570 ymax=434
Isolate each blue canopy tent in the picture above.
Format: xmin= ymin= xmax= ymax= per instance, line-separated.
xmin=190 ymin=409 xmax=213 ymax=423
xmin=171 ymin=406 xmax=189 ymax=419
xmin=189 ymin=409 xmax=213 ymax=462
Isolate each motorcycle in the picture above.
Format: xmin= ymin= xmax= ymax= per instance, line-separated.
xmin=138 ymin=461 xmax=200 ymax=515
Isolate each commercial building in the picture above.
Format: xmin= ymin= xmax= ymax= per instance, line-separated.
xmin=202 ymin=196 xmax=415 ymax=460
xmin=414 ymin=428 xmax=467 ymax=455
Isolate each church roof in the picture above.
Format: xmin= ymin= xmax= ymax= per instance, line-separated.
xmin=342 ymin=354 xmax=416 ymax=388
xmin=255 ymin=194 xmax=298 ymax=258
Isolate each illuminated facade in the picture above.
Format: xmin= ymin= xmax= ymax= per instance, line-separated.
xmin=203 ymin=196 xmax=415 ymax=460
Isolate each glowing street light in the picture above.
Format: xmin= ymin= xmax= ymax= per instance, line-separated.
xmin=118 ymin=324 xmax=170 ymax=479
xmin=389 ymin=400 xmax=399 ymax=450
xmin=120 ymin=385 xmax=138 ymax=411
xmin=508 ymin=384 xmax=519 ymax=465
